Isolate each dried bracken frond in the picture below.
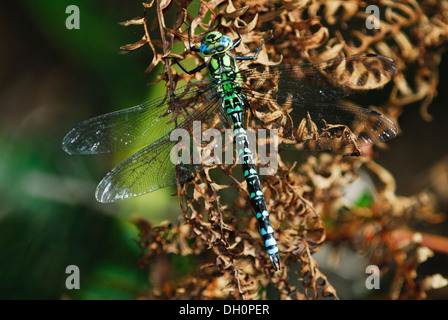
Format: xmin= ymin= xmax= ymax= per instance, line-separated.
xmin=124 ymin=0 xmax=448 ymax=299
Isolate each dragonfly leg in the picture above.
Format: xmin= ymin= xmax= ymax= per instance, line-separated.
xmin=170 ymin=57 xmax=206 ymax=75
xmin=229 ymin=26 xmax=242 ymax=51
xmin=169 ymin=23 xmax=206 ymax=75
xmin=234 ymin=33 xmax=273 ymax=61
xmin=183 ymin=20 xmax=201 ymax=53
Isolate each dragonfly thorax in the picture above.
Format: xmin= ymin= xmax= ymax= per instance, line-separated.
xmin=207 ymin=54 xmax=241 ymax=96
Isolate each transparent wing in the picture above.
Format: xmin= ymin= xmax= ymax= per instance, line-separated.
xmin=282 ymin=102 xmax=397 ymax=152
xmin=95 ymin=136 xmax=195 ymax=202
xmin=62 ymin=79 xmax=215 ymax=155
xmin=95 ymin=94 xmax=223 ymax=203
xmin=240 ymin=53 xmax=398 ymax=152
xmin=239 ymin=53 xmax=397 ymax=104
xmin=244 ymin=85 xmax=398 ymax=152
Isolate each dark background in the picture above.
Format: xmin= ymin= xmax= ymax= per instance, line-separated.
xmin=0 ymin=0 xmax=179 ymax=299
xmin=0 ymin=1 xmax=447 ymax=299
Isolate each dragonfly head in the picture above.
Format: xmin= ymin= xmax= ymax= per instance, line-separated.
xmin=200 ymin=31 xmax=233 ymax=56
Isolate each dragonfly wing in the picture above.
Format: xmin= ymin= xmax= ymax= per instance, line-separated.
xmin=95 ymin=95 xmax=223 ymax=202
xmin=62 ymin=79 xmax=215 ymax=155
xmin=95 ymin=136 xmax=193 ymax=202
xmin=290 ymin=102 xmax=398 ymax=150
xmin=239 ymin=53 xmax=397 ymax=103
xmin=244 ymin=94 xmax=398 ymax=152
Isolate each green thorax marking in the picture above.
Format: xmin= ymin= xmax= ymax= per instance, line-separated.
xmin=199 ymin=31 xmax=241 ymax=95
xmin=208 ymin=54 xmax=241 ymax=95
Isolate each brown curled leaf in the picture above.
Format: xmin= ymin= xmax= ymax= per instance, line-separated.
xmin=118 ymin=0 xmax=448 ymax=300
xmin=118 ymin=15 xmax=146 ymax=26
xmin=120 ymin=35 xmax=148 ymax=51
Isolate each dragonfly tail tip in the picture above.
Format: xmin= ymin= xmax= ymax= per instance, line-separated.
xmin=270 ymin=253 xmax=281 ymax=271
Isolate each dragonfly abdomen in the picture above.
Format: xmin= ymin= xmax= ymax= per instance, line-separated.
xmin=210 ymin=52 xmax=281 ymax=268
xmin=234 ymin=125 xmax=280 ymax=270
xmin=225 ymin=92 xmax=281 ymax=270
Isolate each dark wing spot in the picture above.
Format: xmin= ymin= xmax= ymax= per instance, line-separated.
xmin=369 ymin=110 xmax=382 ymax=116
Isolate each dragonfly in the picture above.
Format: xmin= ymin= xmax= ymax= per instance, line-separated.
xmin=62 ymin=28 xmax=398 ymax=271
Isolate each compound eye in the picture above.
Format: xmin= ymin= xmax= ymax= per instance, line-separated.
xmin=222 ymin=36 xmax=230 ymax=46
xmin=200 ymin=43 xmax=209 ymax=55
xmin=220 ymin=36 xmax=233 ymax=51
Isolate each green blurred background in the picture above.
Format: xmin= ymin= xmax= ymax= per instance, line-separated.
xmin=1 ymin=0 xmax=448 ymax=300
xmin=0 ymin=0 xmax=187 ymax=299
